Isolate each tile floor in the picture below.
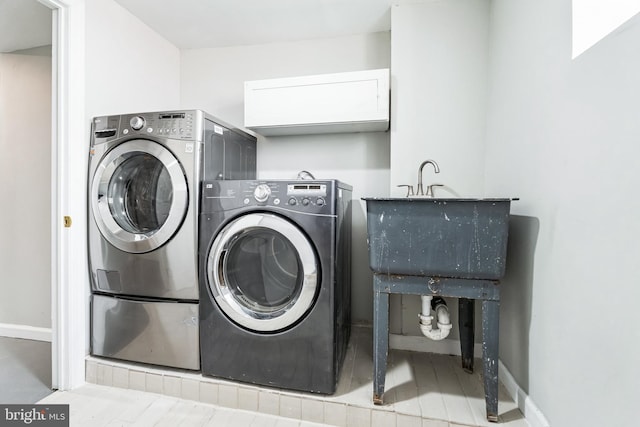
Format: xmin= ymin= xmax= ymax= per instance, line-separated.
xmin=38 ymin=384 xmax=333 ymax=427
xmin=41 ymin=326 xmax=530 ymax=426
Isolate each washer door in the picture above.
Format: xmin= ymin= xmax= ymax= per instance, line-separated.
xmin=91 ymin=139 xmax=188 ymax=254
xmin=207 ymin=213 xmax=318 ymax=332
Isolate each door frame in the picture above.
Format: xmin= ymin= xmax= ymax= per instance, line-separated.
xmin=40 ymin=0 xmax=86 ymax=390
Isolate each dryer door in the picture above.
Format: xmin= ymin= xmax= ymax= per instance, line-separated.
xmin=207 ymin=213 xmax=318 ymax=332
xmin=91 ymin=139 xmax=188 ymax=254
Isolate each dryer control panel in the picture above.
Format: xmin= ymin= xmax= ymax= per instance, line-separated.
xmin=285 ymin=183 xmax=328 ymax=209
xmin=202 ymin=180 xmax=339 ymax=216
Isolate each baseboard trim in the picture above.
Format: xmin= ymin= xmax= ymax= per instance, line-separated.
xmin=499 ymin=361 xmax=550 ymax=427
xmin=390 ymin=333 xmax=549 ymax=427
xmin=389 ymin=333 xmax=483 ymax=357
xmin=0 ymin=323 xmax=52 ymax=342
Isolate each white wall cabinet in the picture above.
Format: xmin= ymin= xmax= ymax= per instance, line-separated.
xmin=244 ymin=68 xmax=389 ymax=135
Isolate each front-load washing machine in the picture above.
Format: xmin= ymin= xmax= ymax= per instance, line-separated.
xmin=199 ymin=179 xmax=352 ymax=393
xmin=88 ymin=110 xmax=256 ymax=370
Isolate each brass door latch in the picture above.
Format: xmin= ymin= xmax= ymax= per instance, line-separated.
xmin=64 ymin=216 xmax=72 ymax=228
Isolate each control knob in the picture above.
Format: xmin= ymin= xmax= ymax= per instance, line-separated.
xmin=253 ymin=184 xmax=271 ymax=203
xmin=130 ymin=116 xmax=145 ymax=130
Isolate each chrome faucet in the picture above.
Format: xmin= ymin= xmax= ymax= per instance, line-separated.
xmin=416 ymin=159 xmax=440 ymax=196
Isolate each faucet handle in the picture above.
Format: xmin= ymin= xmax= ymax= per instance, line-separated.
xmin=426 ymin=184 xmax=444 ymax=198
xmin=397 ymin=185 xmax=414 ymax=198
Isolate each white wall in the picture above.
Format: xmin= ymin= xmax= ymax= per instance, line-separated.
xmin=390 ymin=0 xmax=490 ymax=198
xmin=85 ymin=0 xmax=181 ymax=118
xmin=486 ymin=0 xmax=640 ymax=426
xmin=0 ymin=52 xmax=52 ymax=331
xmin=389 ymin=0 xmax=491 ymax=341
xmin=181 ymin=32 xmax=391 ymax=322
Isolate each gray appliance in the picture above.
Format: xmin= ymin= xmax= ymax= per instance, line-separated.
xmin=199 ymin=180 xmax=352 ymax=393
xmin=88 ymin=110 xmax=256 ymax=370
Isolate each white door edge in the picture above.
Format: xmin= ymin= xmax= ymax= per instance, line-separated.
xmin=40 ymin=0 xmax=87 ymax=391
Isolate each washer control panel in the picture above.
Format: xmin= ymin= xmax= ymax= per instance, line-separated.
xmin=122 ymin=112 xmax=196 ymax=139
xmin=92 ymin=110 xmax=202 ymax=144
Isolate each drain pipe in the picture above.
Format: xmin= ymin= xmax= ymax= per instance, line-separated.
xmin=418 ymin=296 xmax=452 ymax=340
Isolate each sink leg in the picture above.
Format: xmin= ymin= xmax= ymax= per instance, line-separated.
xmin=373 ymin=286 xmax=389 ymax=405
xmin=459 ymin=298 xmax=475 ymax=373
xmin=482 ymin=299 xmax=500 ymax=422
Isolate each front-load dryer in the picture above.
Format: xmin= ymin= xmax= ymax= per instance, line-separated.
xmin=199 ymin=179 xmax=352 ymax=393
xmin=88 ymin=110 xmax=256 ymax=370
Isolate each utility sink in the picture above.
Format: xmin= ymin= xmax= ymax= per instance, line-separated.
xmin=363 ymin=198 xmax=512 ymax=280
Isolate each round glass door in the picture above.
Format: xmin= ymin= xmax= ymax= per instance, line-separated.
xmin=207 ymin=213 xmax=318 ymax=332
xmin=91 ymin=139 xmax=188 ymax=253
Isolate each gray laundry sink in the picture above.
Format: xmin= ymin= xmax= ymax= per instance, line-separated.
xmin=363 ymin=198 xmax=512 ymax=280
